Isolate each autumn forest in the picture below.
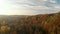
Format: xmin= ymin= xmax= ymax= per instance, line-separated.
xmin=0 ymin=12 xmax=60 ymax=34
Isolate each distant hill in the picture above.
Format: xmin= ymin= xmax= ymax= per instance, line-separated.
xmin=0 ymin=12 xmax=60 ymax=34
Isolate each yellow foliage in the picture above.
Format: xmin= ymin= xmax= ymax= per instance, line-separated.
xmin=1 ymin=26 xmax=7 ymax=32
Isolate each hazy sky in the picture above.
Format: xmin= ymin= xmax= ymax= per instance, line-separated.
xmin=0 ymin=0 xmax=60 ymax=15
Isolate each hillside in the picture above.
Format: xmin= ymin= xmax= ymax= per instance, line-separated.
xmin=0 ymin=12 xmax=60 ymax=34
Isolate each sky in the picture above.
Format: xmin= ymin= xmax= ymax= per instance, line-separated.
xmin=0 ymin=0 xmax=60 ymax=15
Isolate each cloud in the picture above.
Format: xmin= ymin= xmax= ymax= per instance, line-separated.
xmin=12 ymin=0 xmax=60 ymax=14
xmin=49 ymin=0 xmax=56 ymax=3
xmin=1 ymin=0 xmax=60 ymax=15
xmin=9 ymin=10 xmax=35 ymax=15
xmin=43 ymin=0 xmax=48 ymax=1
xmin=54 ymin=5 xmax=60 ymax=9
xmin=16 ymin=10 xmax=35 ymax=15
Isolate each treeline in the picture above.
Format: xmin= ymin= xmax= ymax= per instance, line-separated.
xmin=0 ymin=12 xmax=60 ymax=34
